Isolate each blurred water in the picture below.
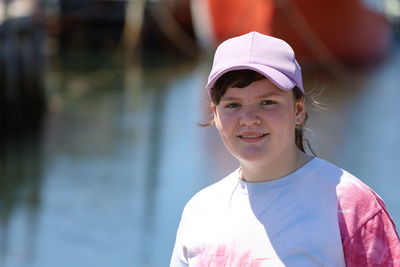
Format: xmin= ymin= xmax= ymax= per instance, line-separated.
xmin=1 ymin=42 xmax=399 ymax=267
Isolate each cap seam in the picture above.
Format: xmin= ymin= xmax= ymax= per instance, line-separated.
xmin=250 ymin=32 xmax=255 ymax=64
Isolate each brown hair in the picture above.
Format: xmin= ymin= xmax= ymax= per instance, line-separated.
xmin=202 ymin=69 xmax=312 ymax=154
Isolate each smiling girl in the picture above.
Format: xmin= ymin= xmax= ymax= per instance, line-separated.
xmin=170 ymin=32 xmax=400 ymax=266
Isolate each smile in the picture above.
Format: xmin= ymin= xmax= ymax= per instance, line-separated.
xmin=238 ymin=133 xmax=268 ymax=139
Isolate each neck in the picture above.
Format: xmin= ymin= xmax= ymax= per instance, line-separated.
xmin=239 ymin=150 xmax=312 ymax=183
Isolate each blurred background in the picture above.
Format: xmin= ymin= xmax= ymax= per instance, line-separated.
xmin=0 ymin=0 xmax=399 ymax=266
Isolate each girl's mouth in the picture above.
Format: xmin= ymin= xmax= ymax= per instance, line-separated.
xmin=239 ymin=134 xmax=268 ymax=138
xmin=238 ymin=133 xmax=269 ymax=143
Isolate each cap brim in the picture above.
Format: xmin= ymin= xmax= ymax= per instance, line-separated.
xmin=206 ymin=64 xmax=297 ymax=97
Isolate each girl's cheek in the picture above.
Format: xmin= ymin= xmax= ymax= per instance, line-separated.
xmin=219 ymin=116 xmax=232 ymax=127
xmin=219 ymin=113 xmax=237 ymax=128
xmin=262 ymin=107 xmax=287 ymax=119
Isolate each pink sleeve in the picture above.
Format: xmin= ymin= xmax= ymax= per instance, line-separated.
xmin=343 ymin=209 xmax=400 ymax=266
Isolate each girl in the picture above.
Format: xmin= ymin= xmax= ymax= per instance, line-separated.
xmin=170 ymin=31 xmax=400 ymax=266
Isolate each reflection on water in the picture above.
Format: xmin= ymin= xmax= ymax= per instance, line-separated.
xmin=1 ymin=42 xmax=400 ymax=266
xmin=0 ymin=132 xmax=43 ymax=266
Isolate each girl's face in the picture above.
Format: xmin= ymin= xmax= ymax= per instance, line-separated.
xmin=213 ymin=79 xmax=306 ymax=167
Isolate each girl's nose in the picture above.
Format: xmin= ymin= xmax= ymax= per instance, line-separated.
xmin=239 ymin=106 xmax=262 ymax=126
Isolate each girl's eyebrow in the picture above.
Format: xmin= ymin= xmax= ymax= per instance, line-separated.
xmin=220 ymin=92 xmax=283 ymax=101
xmin=220 ymin=96 xmax=241 ymax=101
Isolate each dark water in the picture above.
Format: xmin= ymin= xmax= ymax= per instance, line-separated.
xmin=1 ymin=43 xmax=399 ymax=266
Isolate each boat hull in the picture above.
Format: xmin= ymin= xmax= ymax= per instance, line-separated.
xmin=196 ymin=0 xmax=391 ymax=64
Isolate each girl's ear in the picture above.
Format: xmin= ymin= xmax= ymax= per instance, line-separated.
xmin=211 ymin=105 xmax=221 ymax=130
xmin=295 ymin=97 xmax=306 ymax=124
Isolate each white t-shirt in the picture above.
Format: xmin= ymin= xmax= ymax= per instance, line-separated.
xmin=170 ymin=158 xmax=346 ymax=266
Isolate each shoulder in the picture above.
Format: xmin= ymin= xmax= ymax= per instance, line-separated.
xmin=336 ymin=168 xmax=382 ymax=211
xmin=181 ymin=169 xmax=239 ymax=218
xmin=304 ymin=158 xmax=383 ymax=220
xmin=312 ymin=158 xmax=382 ymax=217
xmin=312 ymin=159 xmax=394 ymax=240
xmin=335 ymin=168 xmax=389 ymax=240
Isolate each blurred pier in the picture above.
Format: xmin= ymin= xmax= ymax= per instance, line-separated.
xmin=0 ymin=0 xmax=400 ymax=266
xmin=0 ymin=0 xmax=45 ymax=134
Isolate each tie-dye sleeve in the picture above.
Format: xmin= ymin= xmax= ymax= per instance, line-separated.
xmin=341 ymin=199 xmax=400 ymax=266
xmin=337 ymin=174 xmax=400 ymax=266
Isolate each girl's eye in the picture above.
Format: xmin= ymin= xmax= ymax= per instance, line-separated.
xmin=224 ymin=103 xmax=240 ymax=109
xmin=261 ymin=100 xmax=276 ymax=105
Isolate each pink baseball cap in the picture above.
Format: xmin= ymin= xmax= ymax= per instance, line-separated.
xmin=206 ymin=31 xmax=304 ymax=95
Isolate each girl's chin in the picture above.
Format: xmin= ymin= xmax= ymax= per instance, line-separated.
xmin=235 ymin=153 xmax=267 ymax=163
